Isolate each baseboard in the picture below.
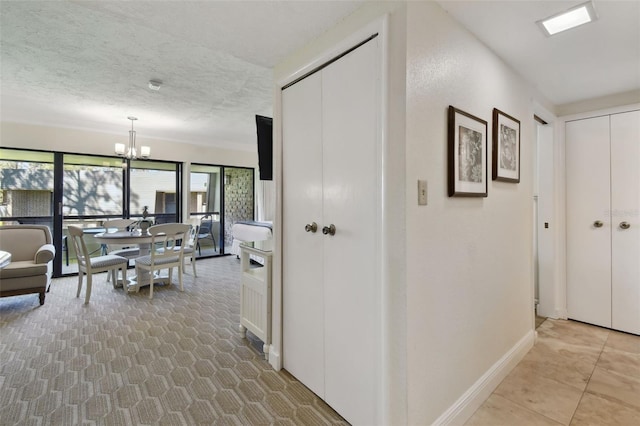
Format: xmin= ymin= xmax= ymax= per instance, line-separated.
xmin=432 ymin=330 xmax=535 ymax=426
xmin=268 ymin=345 xmax=281 ymax=370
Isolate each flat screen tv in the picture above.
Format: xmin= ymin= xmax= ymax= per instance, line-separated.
xmin=256 ymin=115 xmax=273 ymax=181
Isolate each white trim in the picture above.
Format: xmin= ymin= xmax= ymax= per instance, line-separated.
xmin=268 ymin=345 xmax=281 ymax=370
xmin=561 ymin=103 xmax=640 ymax=122
xmin=432 ymin=331 xmax=535 ymax=426
xmin=276 ymin=19 xmax=386 ymax=89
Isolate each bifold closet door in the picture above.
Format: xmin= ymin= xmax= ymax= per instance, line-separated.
xmin=321 ymin=38 xmax=378 ymax=424
xmin=566 ymin=115 xmax=612 ymax=328
xmin=610 ymin=110 xmax=640 ymax=335
xmin=281 ymin=72 xmax=325 ymax=397
xmin=282 ymin=37 xmax=379 ymax=425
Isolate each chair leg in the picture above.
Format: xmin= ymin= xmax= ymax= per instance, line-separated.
xmin=39 ymin=291 xmax=45 ymax=305
xmin=148 ymin=268 xmax=154 ymax=299
xmin=192 ymin=255 xmax=197 ymax=277
xmin=122 ymin=265 xmax=127 ymax=291
xmin=76 ymin=273 xmax=83 ymax=298
xmin=84 ymin=274 xmax=92 ymax=304
xmin=179 ymin=264 xmax=184 ymax=292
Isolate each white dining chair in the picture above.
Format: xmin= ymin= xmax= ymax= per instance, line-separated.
xmin=68 ymin=225 xmax=129 ymax=304
xmin=134 ymin=223 xmax=191 ymax=299
xmin=181 ymin=223 xmax=200 ymax=277
xmin=102 ymin=219 xmax=139 ymax=283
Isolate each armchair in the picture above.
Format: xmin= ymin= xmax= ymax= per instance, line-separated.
xmin=0 ymin=225 xmax=56 ymax=305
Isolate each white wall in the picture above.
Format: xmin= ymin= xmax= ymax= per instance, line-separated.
xmin=405 ymin=2 xmax=535 ymax=423
xmin=274 ymin=0 xmax=538 ymax=424
xmin=0 ymin=121 xmax=257 ymax=167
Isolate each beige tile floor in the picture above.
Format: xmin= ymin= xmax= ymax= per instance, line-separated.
xmin=466 ymin=319 xmax=640 ymax=426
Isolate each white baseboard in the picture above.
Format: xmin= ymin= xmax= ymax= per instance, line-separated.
xmin=432 ymin=330 xmax=535 ymax=426
xmin=268 ymin=344 xmax=281 ymax=370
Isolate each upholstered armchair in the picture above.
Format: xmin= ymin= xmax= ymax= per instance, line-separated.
xmin=0 ymin=225 xmax=55 ymax=305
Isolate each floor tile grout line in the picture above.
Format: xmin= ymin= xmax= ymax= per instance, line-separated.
xmin=566 ymin=328 xmax=609 ymax=426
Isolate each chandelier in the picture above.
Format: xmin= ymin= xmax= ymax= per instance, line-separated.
xmin=115 ymin=116 xmax=150 ymax=159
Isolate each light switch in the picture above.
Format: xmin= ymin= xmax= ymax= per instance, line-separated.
xmin=418 ymin=180 xmax=427 ymax=205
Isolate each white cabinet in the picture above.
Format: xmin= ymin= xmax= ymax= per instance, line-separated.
xmin=566 ymin=110 xmax=640 ymax=335
xmin=282 ymin=37 xmax=380 ymax=425
xmin=239 ymin=241 xmax=273 ymax=359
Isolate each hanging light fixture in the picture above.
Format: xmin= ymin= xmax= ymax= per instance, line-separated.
xmin=115 ymin=116 xmax=150 ymax=159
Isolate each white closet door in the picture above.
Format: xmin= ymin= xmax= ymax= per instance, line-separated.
xmin=282 ymin=72 xmax=325 ymax=397
xmin=322 ymin=38 xmax=378 ymax=425
xmin=611 ymin=110 xmax=640 ymax=335
xmin=566 ymin=116 xmax=612 ymax=328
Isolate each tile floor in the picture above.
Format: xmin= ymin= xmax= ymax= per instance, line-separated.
xmin=466 ymin=319 xmax=640 ymax=426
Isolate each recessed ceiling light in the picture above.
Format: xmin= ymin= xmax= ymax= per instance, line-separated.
xmin=148 ymin=80 xmax=162 ymax=91
xmin=537 ymin=1 xmax=598 ymax=36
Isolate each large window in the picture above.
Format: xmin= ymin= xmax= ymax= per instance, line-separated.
xmin=223 ymin=167 xmax=255 ymax=249
xmin=1 ymin=148 xmax=181 ymax=276
xmin=188 ymin=164 xmax=254 ymax=257
xmin=0 ymin=149 xmax=55 ymax=224
xmin=1 ymin=147 xmax=250 ymax=276
xmin=129 ymin=160 xmax=181 ymax=224
xmin=63 ymin=154 xmax=124 ymax=217
xmin=190 ymin=164 xmax=222 ymax=256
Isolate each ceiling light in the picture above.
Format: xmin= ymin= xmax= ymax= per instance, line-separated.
xmin=148 ymin=80 xmax=162 ymax=91
xmin=115 ymin=117 xmax=150 ymax=160
xmin=537 ymin=1 xmax=598 ymax=36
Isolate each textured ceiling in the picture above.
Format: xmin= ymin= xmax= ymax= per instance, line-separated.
xmin=2 ymin=1 xmax=638 ymax=152
xmin=0 ymin=0 xmax=364 ymax=149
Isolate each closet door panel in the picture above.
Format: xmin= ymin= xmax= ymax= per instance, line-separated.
xmin=321 ymin=39 xmax=378 ymax=425
xmin=611 ymin=110 xmax=640 ymax=335
xmin=566 ymin=116 xmax=612 ymax=328
xmin=282 ymin=73 xmax=325 ymax=396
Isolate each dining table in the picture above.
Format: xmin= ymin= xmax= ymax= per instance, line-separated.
xmin=93 ymin=230 xmax=162 ymax=292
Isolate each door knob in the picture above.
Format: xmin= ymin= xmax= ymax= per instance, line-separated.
xmin=305 ymin=222 xmax=317 ymax=233
xmin=322 ymin=224 xmax=336 ymax=236
xmin=593 ymin=220 xmax=603 ymax=228
xmin=619 ymin=221 xmax=631 ymax=230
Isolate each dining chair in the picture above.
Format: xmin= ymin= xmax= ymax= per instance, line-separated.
xmin=196 ymin=215 xmax=217 ymax=254
xmin=102 ymin=219 xmax=139 ymax=282
xmin=134 ymin=223 xmax=191 ymax=299
xmin=68 ymin=225 xmax=129 ymax=304
xmin=158 ymin=221 xmax=199 ymax=277
xmin=181 ymin=223 xmax=200 ymax=277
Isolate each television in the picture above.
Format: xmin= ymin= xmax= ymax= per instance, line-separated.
xmin=255 ymin=115 xmax=273 ymax=181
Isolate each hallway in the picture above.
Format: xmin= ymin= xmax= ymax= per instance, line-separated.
xmin=466 ymin=319 xmax=640 ymax=425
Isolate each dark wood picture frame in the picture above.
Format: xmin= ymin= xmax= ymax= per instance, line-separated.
xmin=492 ymin=108 xmax=520 ymax=183
xmin=448 ymin=106 xmax=488 ymax=197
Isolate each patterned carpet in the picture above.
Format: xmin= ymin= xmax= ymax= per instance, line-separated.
xmin=0 ymin=256 xmax=347 ymax=425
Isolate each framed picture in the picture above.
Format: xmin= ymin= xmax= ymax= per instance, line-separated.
xmin=492 ymin=108 xmax=520 ymax=182
xmin=448 ymin=106 xmax=488 ymax=197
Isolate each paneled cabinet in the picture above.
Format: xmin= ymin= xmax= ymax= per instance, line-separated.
xmin=566 ymin=110 xmax=640 ymax=335
xmin=281 ymin=37 xmax=380 ymax=425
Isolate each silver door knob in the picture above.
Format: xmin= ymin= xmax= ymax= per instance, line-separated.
xmin=593 ymin=220 xmax=603 ymax=228
xmin=620 ymin=221 xmax=631 ymax=230
xmin=305 ymin=222 xmax=317 ymax=233
xmin=322 ymin=224 xmax=336 ymax=236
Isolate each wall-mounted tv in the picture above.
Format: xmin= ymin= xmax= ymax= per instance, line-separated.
xmin=255 ymin=115 xmax=273 ymax=181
